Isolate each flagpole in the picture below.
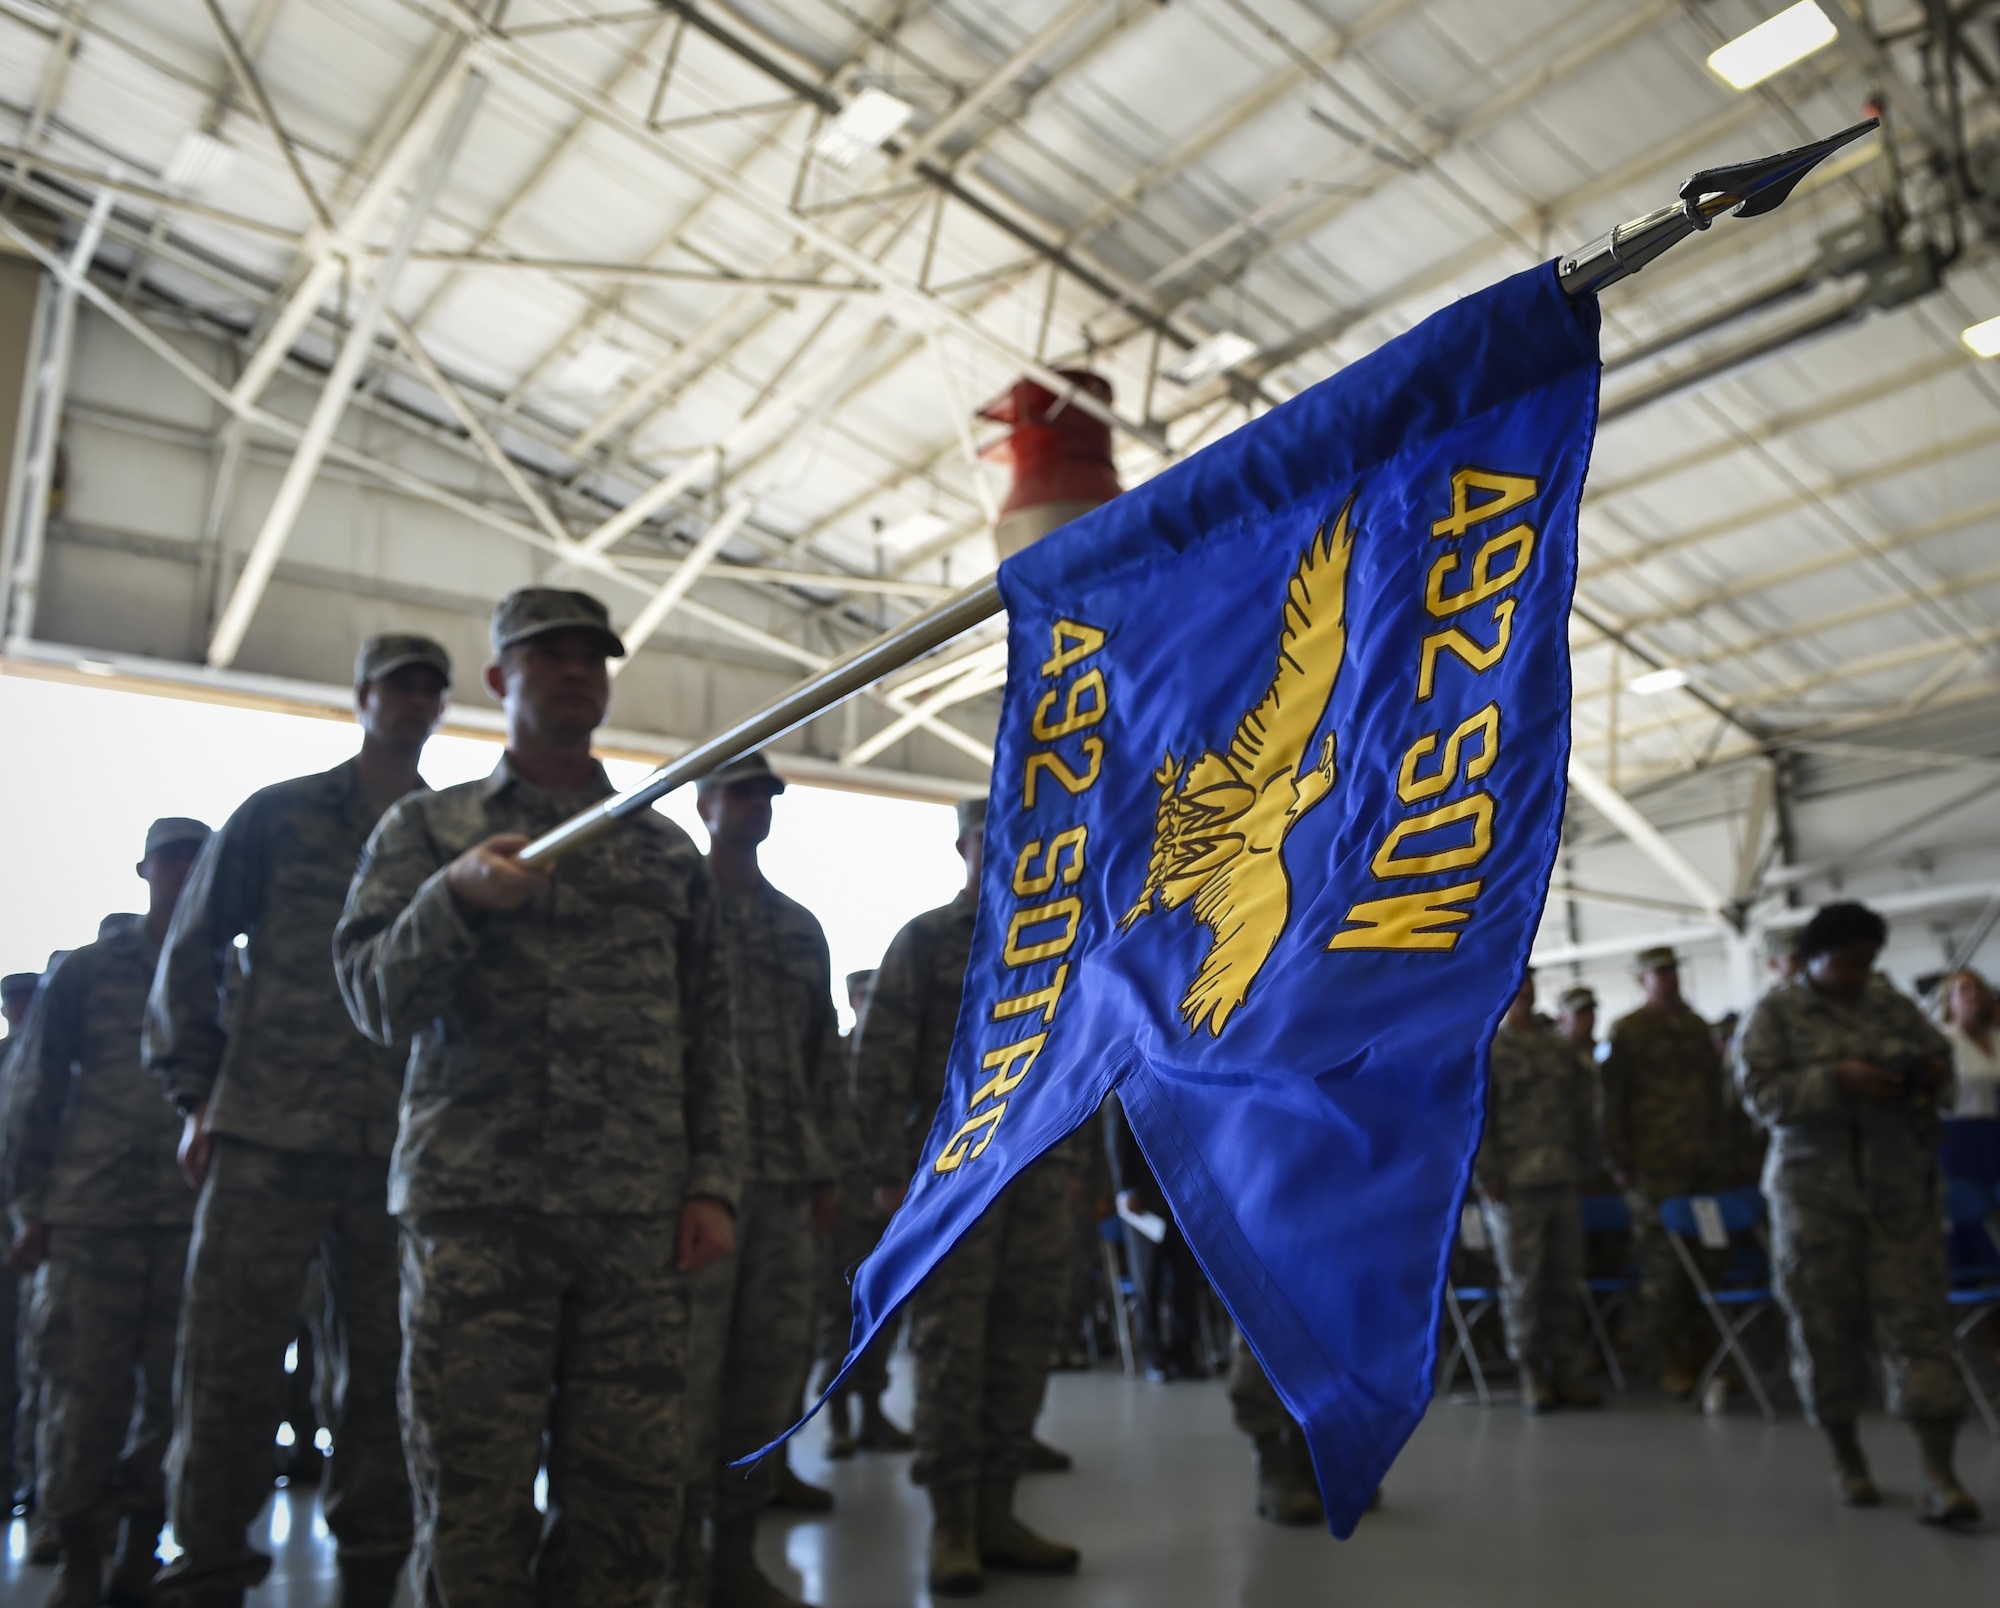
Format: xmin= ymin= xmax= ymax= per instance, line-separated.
xmin=516 ymin=119 xmax=1877 ymax=868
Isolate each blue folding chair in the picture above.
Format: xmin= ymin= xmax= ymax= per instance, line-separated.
xmin=1577 ymin=1193 xmax=1639 ymax=1392
xmin=1438 ymin=1205 xmax=1504 ymax=1407
xmin=1945 ymin=1178 xmax=2000 ymax=1437
xmin=1658 ymin=1187 xmax=1782 ymax=1422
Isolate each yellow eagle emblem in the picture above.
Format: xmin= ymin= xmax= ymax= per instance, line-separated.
xmin=1118 ymin=499 xmax=1358 ymax=1036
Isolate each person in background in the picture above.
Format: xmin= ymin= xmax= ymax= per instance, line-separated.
xmin=146 ymin=633 xmax=451 ymax=1608
xmin=0 ymin=971 xmax=41 ymax=1552
xmin=1556 ymin=985 xmax=1597 ymax=1058
xmin=1475 ymin=972 xmax=1602 ymax=1413
xmin=2 ymin=817 xmax=210 ymax=1607
xmin=817 ymin=969 xmax=912 ymax=1462
xmin=1736 ymin=902 xmax=1978 ymax=1527
xmin=1940 ymin=969 xmax=1999 ymax=1120
xmin=1103 ymin=1094 xmax=1207 ymax=1382
xmin=335 ymin=589 xmax=743 ymax=1606
xmin=1601 ymin=946 xmax=1724 ymax=1396
xmin=853 ymin=798 xmax=1078 ymax=1596
xmin=1764 ymin=928 xmax=1803 ymax=988
xmin=677 ymin=750 xmax=845 ymax=1608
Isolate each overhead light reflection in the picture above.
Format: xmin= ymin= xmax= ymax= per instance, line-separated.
xmin=1628 ymin=666 xmax=1690 ymax=696
xmin=1963 ymin=315 xmax=2000 ymax=358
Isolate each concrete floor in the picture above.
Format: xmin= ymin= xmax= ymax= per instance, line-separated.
xmin=1 ymin=1366 xmax=1995 ymax=1605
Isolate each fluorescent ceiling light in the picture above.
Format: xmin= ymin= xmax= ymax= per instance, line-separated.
xmin=876 ymin=512 xmax=950 ymax=552
xmin=1628 ymin=666 xmax=1689 ymax=696
xmin=1164 ymin=330 xmax=1258 ymax=386
xmin=813 ymin=89 xmax=914 ymax=169
xmin=1707 ymin=2 xmax=1837 ymax=91
xmin=162 ymin=129 xmax=235 ymax=195
xmin=551 ymin=339 xmax=641 ymax=395
xmin=1963 ymin=315 xmax=2000 ymax=359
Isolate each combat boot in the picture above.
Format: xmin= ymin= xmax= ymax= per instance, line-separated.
xmin=926 ymin=1483 xmax=983 ymax=1596
xmin=1251 ymin=1429 xmax=1321 ymax=1526
xmin=47 ymin=1515 xmax=104 ymax=1608
xmin=335 ymin=1552 xmax=409 ymax=1608
xmin=710 ymin=1515 xmax=805 ymax=1608
xmin=1518 ymin=1366 xmax=1558 ymax=1415
xmin=772 ymin=1455 xmax=834 ymax=1512
xmin=1553 ymin=1368 xmax=1603 ymax=1410
xmin=855 ymin=1392 xmax=912 ymax=1453
xmin=824 ymin=1390 xmax=857 ymax=1460
xmin=1026 ymin=1435 xmax=1072 ymax=1472
xmin=976 ymin=1479 xmax=1079 ymax=1574
xmin=104 ymin=1505 xmax=167 ymax=1607
xmin=1823 ymin=1420 xmax=1879 ymax=1507
xmin=1913 ymin=1418 xmax=1982 ymax=1530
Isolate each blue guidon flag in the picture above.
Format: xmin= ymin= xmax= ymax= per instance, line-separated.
xmin=806 ymin=262 xmax=1598 ymax=1534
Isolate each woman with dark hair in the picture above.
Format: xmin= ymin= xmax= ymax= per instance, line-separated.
xmin=1734 ymin=901 xmax=1980 ymax=1528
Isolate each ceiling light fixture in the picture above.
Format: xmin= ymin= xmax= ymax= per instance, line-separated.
xmin=1963 ymin=314 xmax=2000 ymax=359
xmin=162 ymin=129 xmax=235 ymax=195
xmin=1628 ymin=666 xmax=1690 ymax=696
xmin=875 ymin=512 xmax=950 ymax=551
xmin=1164 ymin=330 xmax=1258 ymax=386
xmin=813 ymin=88 xmax=914 ymax=169
xmin=1706 ymin=2 xmax=1838 ymax=91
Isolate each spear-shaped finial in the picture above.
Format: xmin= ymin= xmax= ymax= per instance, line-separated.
xmin=1558 ymin=118 xmax=1879 ymax=298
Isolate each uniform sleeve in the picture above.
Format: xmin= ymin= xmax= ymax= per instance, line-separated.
xmin=1472 ymin=1038 xmax=1512 ymax=1192
xmin=1598 ymin=1023 xmax=1632 ymax=1177
xmin=144 ymin=794 xmax=264 ymax=1110
xmin=677 ymin=864 xmax=745 ymax=1210
xmin=333 ymin=798 xmax=481 ymax=1047
xmin=1 ymin=958 xmax=84 ymax=1233
xmin=807 ymin=1002 xmax=855 ymax=1189
xmin=1734 ymin=991 xmax=1842 ymax=1129
xmin=852 ymin=919 xmax=924 ymax=1189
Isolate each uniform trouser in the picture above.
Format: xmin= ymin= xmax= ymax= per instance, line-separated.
xmin=1768 ymin=1163 xmax=1964 ymax=1425
xmin=910 ymin=1162 xmax=1069 ymax=1488
xmin=1625 ymin=1175 xmax=1709 ymax=1373
xmin=1482 ymin=1185 xmax=1585 ymax=1374
xmin=14 ymin=1265 xmax=40 ymax=1504
xmin=0 ymin=1265 xmax=16 ymax=1502
xmin=1226 ymin=1329 xmax=1291 ymax=1441
xmin=1125 ymin=1219 xmax=1204 ymax=1373
xmin=815 ymin=1190 xmax=892 ymax=1397
xmin=399 ymin=1208 xmax=689 ymax=1608
xmin=34 ymin=1225 xmax=187 ymax=1524
xmin=684 ymin=1182 xmax=816 ymax=1524
xmin=168 ymin=1139 xmax=409 ymax=1589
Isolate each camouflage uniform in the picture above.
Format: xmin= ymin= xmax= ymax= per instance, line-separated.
xmin=1601 ymin=1001 xmax=1725 ymax=1376
xmin=1475 ymin=1025 xmax=1601 ymax=1377
xmin=685 ymin=876 xmax=843 ymax=1527
xmin=335 ymin=756 xmax=743 ymax=1608
xmin=0 ymin=922 xmax=190 ymax=1533
xmin=854 ymin=892 xmax=1069 ymax=1489
xmin=1735 ymin=975 xmax=1963 ymax=1424
xmin=145 ymin=759 xmax=420 ymax=1595
xmin=814 ymin=1026 xmax=891 ymax=1402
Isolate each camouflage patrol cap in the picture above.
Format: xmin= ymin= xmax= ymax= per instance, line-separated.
xmin=1558 ymin=985 xmax=1597 ymax=1012
xmin=0 ymin=973 xmax=37 ymax=1002
xmin=845 ymin=969 xmax=876 ymax=996
xmin=956 ymin=796 xmax=988 ymax=839
xmin=1633 ymin=945 xmax=1678 ymax=972
xmin=355 ymin=632 xmax=452 ymax=687
xmin=490 ymin=587 xmax=624 ymax=659
xmin=144 ymin=817 xmax=211 ymax=857
xmin=1760 ymin=928 xmax=1797 ymax=962
xmin=694 ymin=749 xmax=785 ymax=798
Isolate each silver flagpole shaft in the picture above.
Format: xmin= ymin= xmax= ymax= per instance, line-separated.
xmin=518 ymin=576 xmax=1004 ymax=866
xmin=519 ymin=119 xmax=1876 ymax=868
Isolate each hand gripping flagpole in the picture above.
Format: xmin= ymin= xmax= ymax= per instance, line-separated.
xmin=516 ymin=118 xmax=1877 ymax=869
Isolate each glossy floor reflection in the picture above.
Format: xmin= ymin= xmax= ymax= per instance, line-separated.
xmin=1 ymin=1364 xmax=1995 ymax=1605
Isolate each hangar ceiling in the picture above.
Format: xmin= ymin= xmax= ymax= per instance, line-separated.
xmin=1 ymin=0 xmax=1998 ymax=997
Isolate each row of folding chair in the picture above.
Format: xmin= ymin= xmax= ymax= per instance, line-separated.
xmin=1440 ymin=1178 xmax=2000 ymax=1434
